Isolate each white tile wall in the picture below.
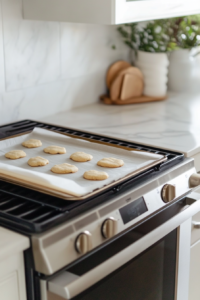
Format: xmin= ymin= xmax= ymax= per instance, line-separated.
xmin=60 ymin=23 xmax=129 ymax=79
xmin=0 ymin=0 xmax=129 ymax=125
xmin=4 ymin=20 xmax=60 ymax=90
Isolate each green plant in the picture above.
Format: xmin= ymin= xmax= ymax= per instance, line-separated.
xmin=117 ymin=15 xmax=200 ymax=54
xmin=138 ymin=20 xmax=176 ymax=52
xmin=171 ymin=15 xmax=200 ymax=49
xmin=118 ymin=19 xmax=177 ymax=54
xmin=117 ymin=23 xmax=138 ymax=55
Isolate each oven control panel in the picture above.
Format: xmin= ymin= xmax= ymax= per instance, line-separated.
xmin=119 ymin=197 xmax=148 ymax=224
xmin=32 ymin=159 xmax=195 ymax=275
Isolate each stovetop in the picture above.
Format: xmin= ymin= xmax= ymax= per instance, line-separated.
xmin=0 ymin=120 xmax=184 ymax=234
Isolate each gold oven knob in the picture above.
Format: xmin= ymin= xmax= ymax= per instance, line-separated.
xmin=75 ymin=231 xmax=92 ymax=254
xmin=102 ymin=217 xmax=118 ymax=239
xmin=161 ymin=184 xmax=176 ymax=203
xmin=189 ymin=173 xmax=200 ymax=187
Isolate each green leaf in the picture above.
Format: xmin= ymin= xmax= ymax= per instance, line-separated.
xmin=117 ymin=15 xmax=200 ymax=53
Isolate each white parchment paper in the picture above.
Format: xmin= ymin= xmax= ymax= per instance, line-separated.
xmin=0 ymin=128 xmax=164 ymax=198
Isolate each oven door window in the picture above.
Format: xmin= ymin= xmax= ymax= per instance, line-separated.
xmin=72 ymin=229 xmax=177 ymax=300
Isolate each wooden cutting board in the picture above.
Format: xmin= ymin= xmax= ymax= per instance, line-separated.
xmin=102 ymin=60 xmax=167 ymax=105
xmin=100 ymin=94 xmax=166 ymax=105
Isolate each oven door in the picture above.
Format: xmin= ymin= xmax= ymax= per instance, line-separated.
xmin=44 ymin=190 xmax=200 ymax=300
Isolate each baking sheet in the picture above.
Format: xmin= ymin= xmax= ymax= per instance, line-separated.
xmin=0 ymin=128 xmax=165 ymax=199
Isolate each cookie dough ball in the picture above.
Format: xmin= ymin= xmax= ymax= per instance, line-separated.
xmin=97 ymin=157 xmax=124 ymax=168
xmin=5 ymin=150 xmax=26 ymax=160
xmin=22 ymin=139 xmax=42 ymax=148
xmin=28 ymin=156 xmax=49 ymax=167
xmin=83 ymin=170 xmax=109 ymax=181
xmin=51 ymin=163 xmax=78 ymax=174
xmin=44 ymin=145 xmax=66 ymax=155
xmin=70 ymin=152 xmax=93 ymax=162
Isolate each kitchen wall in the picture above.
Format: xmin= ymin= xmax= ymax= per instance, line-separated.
xmin=0 ymin=0 xmax=129 ymax=126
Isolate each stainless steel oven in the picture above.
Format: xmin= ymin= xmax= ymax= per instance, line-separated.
xmin=1 ymin=120 xmax=200 ymax=300
xmin=40 ymin=187 xmax=200 ymax=300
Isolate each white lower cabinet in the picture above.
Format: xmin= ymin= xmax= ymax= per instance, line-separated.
xmin=189 ymin=211 xmax=200 ymax=300
xmin=0 ymin=227 xmax=30 ymax=300
xmin=0 ymin=272 xmax=20 ymax=300
xmin=189 ymin=240 xmax=200 ymax=300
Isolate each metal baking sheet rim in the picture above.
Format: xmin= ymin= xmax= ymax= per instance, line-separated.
xmin=0 ymin=130 xmax=167 ymax=201
xmin=0 ymin=157 xmax=167 ymax=201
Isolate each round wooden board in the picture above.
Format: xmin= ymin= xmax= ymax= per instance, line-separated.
xmin=110 ymin=66 xmax=144 ymax=101
xmin=106 ymin=61 xmax=131 ymax=89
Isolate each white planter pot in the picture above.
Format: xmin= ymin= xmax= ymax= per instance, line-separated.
xmin=168 ymin=48 xmax=200 ymax=93
xmin=135 ymin=50 xmax=169 ymax=97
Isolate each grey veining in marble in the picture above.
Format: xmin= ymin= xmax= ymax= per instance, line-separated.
xmin=0 ymin=0 xmax=129 ymax=125
xmin=43 ymin=92 xmax=200 ymax=157
xmin=60 ymin=23 xmax=129 ymax=80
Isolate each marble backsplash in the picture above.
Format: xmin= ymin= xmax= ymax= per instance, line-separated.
xmin=0 ymin=0 xmax=129 ymax=125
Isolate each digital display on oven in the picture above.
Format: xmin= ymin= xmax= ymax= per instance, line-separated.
xmin=119 ymin=197 xmax=148 ymax=224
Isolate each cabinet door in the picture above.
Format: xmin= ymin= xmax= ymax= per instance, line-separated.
xmin=189 ymin=240 xmax=200 ymax=300
xmin=0 ymin=272 xmax=19 ymax=300
xmin=0 ymin=253 xmax=27 ymax=300
xmin=23 ymin=0 xmax=200 ymax=24
xmin=191 ymin=211 xmax=200 ymax=246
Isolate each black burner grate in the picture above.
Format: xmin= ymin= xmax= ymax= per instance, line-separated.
xmin=0 ymin=120 xmax=184 ymax=234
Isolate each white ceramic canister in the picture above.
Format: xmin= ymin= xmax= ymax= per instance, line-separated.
xmin=168 ymin=48 xmax=200 ymax=93
xmin=135 ymin=50 xmax=169 ymax=97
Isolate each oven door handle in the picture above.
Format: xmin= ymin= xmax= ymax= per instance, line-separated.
xmin=48 ymin=190 xmax=200 ymax=300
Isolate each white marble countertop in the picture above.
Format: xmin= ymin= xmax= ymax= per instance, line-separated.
xmin=43 ymin=92 xmax=200 ymax=157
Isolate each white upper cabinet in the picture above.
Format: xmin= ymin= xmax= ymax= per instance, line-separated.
xmin=22 ymin=0 xmax=200 ymax=24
